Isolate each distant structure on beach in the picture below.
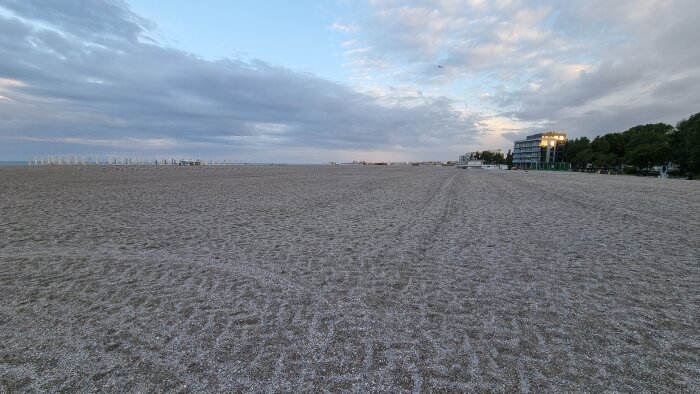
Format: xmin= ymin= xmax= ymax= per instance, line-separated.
xmin=512 ymin=132 xmax=570 ymax=170
xmin=456 ymin=152 xmax=508 ymax=170
xmin=29 ymin=155 xmax=168 ymax=166
xmin=28 ymin=156 xmax=234 ymax=166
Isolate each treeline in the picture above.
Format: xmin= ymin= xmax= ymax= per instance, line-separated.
xmin=565 ymin=112 xmax=700 ymax=176
xmin=468 ymin=150 xmax=510 ymax=165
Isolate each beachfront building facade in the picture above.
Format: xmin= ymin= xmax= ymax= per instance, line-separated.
xmin=456 ymin=152 xmax=508 ymax=170
xmin=512 ymin=132 xmax=568 ymax=170
xmin=455 ymin=159 xmax=486 ymax=169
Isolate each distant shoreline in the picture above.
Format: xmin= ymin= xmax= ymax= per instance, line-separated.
xmin=0 ymin=161 xmax=325 ymax=166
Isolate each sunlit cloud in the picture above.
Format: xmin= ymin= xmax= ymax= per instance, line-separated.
xmin=0 ymin=77 xmax=26 ymax=88
xmin=343 ymin=0 xmax=700 ymax=139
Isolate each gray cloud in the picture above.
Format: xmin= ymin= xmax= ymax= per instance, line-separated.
xmin=507 ymin=6 xmax=700 ymax=137
xmin=0 ymin=0 xmax=151 ymax=43
xmin=344 ymin=0 xmax=700 ymax=138
xmin=0 ymin=0 xmax=480 ymax=161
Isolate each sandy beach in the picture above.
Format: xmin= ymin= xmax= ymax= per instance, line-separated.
xmin=0 ymin=165 xmax=698 ymax=392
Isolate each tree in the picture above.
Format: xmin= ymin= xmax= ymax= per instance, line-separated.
xmin=671 ymin=112 xmax=700 ymax=176
xmin=593 ymin=152 xmax=619 ymax=168
xmin=479 ymin=150 xmax=506 ymax=164
xmin=624 ymin=131 xmax=671 ymax=169
xmin=573 ymin=148 xmax=596 ymax=169
xmin=615 ymin=123 xmax=674 ymax=169
xmin=506 ymin=149 xmax=513 ymax=167
xmin=591 ymin=133 xmax=627 ymax=160
xmin=590 ymin=136 xmax=610 ymax=155
xmin=565 ymin=137 xmax=590 ymax=168
xmin=623 ymin=123 xmax=673 ymax=137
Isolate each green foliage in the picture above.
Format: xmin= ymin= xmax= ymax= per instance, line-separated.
xmin=671 ymin=112 xmax=700 ymax=175
xmin=511 ymin=115 xmax=696 ymax=174
xmin=622 ymin=125 xmax=673 ymax=169
xmin=474 ymin=150 xmax=506 ymax=164
xmin=623 ymin=123 xmax=674 ymax=136
xmin=594 ymin=152 xmax=620 ymax=168
xmin=574 ymin=148 xmax=596 ymax=168
xmin=505 ymin=149 xmax=513 ymax=167
xmin=564 ymin=121 xmax=692 ymax=171
xmin=564 ymin=137 xmax=590 ymax=168
xmin=591 ymin=133 xmax=627 ymax=158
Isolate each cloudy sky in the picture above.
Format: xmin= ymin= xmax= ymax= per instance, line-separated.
xmin=0 ymin=0 xmax=698 ymax=162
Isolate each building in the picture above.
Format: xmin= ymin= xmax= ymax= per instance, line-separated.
xmin=458 ymin=150 xmax=502 ymax=163
xmin=512 ymin=132 xmax=568 ymax=170
xmin=456 ymin=159 xmax=486 ymax=169
xmin=455 ymin=160 xmax=509 ymax=170
xmin=456 ymin=152 xmax=508 ymax=170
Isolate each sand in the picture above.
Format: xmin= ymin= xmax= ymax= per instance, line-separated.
xmin=0 ymin=165 xmax=698 ymax=392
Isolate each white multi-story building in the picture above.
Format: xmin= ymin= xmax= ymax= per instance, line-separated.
xmin=512 ymin=132 xmax=567 ymax=169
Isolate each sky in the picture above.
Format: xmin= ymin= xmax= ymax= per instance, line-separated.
xmin=0 ymin=0 xmax=699 ymax=163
